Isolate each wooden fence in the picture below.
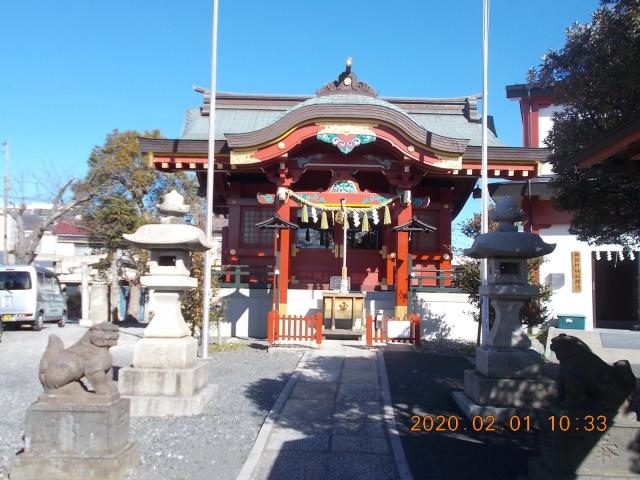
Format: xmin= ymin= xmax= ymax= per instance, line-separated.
xmin=267 ymin=310 xmax=323 ymax=345
xmin=366 ymin=314 xmax=421 ymax=346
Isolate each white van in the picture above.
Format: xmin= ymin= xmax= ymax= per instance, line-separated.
xmin=0 ymin=265 xmax=67 ymax=331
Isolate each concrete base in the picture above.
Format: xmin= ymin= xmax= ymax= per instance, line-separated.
xmin=475 ymin=346 xmax=543 ymax=379
xmin=125 ymin=384 xmax=216 ymax=417
xmin=132 ymin=336 xmax=198 ymax=369
xmin=119 ymin=359 xmax=209 ymax=396
xmin=451 ymin=390 xmax=543 ymax=423
xmin=529 ymin=412 xmax=640 ymax=479
xmin=463 ymin=369 xmax=557 ymax=408
xmin=8 ymin=398 xmax=138 ymax=480
xmin=9 ymin=442 xmax=138 ymax=480
xmin=118 ymin=360 xmax=215 ymax=417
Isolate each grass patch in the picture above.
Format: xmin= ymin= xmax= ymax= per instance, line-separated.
xmin=208 ymin=343 xmax=247 ymax=354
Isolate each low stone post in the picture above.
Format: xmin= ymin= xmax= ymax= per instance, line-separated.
xmin=452 ymin=196 xmax=558 ymax=421
xmin=84 ymin=281 xmax=109 ymax=326
xmin=9 ymin=323 xmax=138 ymax=480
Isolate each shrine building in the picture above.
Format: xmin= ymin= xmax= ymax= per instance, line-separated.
xmin=140 ymin=62 xmax=547 ymax=340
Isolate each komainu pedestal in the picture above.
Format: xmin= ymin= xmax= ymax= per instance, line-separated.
xmin=9 ymin=398 xmax=138 ymax=480
xmin=9 ymin=323 xmax=138 ymax=480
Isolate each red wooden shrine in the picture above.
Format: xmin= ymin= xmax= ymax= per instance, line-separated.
xmin=141 ymin=61 xmax=546 ymax=319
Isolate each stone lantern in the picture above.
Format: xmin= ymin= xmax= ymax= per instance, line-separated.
xmin=453 ymin=196 xmax=558 ymax=420
xmin=118 ymin=190 xmax=215 ymax=416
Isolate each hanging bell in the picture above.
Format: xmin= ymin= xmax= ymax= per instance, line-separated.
xmin=301 ymin=204 xmax=309 ymax=223
xmin=335 ymin=209 xmax=344 ymax=224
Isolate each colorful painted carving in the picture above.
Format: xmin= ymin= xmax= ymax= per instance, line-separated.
xmin=317 ymin=133 xmax=376 ymax=154
xmin=256 ymin=193 xmax=275 ymax=205
xmin=330 ymin=180 xmax=358 ymax=193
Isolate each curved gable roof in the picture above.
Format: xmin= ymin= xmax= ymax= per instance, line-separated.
xmin=225 ymin=93 xmax=469 ymax=154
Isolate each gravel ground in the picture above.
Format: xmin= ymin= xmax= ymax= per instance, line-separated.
xmin=0 ymin=322 xmax=302 ymax=480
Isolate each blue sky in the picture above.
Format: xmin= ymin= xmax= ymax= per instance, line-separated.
xmin=0 ymin=0 xmax=599 ymax=246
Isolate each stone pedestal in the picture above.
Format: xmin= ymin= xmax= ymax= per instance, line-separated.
xmin=9 ymin=398 xmax=138 ymax=480
xmin=453 ymin=346 xmax=557 ymax=421
xmin=529 ymin=411 xmax=640 ymax=479
xmin=119 ymin=321 xmax=215 ymax=416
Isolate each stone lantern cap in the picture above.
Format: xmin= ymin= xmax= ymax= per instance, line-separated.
xmin=123 ymin=190 xmax=211 ymax=251
xmin=463 ymin=196 xmax=555 ymax=259
xmin=123 ymin=224 xmax=211 ymax=251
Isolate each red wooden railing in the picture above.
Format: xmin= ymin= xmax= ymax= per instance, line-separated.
xmin=366 ymin=314 xmax=421 ymax=346
xmin=267 ymin=311 xmax=323 ymax=345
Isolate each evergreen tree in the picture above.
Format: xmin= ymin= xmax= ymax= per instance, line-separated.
xmin=532 ymin=0 xmax=640 ymax=249
xmin=76 ymin=129 xmax=199 ymax=321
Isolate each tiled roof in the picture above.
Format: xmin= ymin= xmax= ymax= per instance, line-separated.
xmin=52 ymin=219 xmax=90 ymax=236
xmin=180 ymin=92 xmax=504 ymax=147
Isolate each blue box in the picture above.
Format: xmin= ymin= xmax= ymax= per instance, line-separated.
xmin=557 ymin=314 xmax=586 ymax=330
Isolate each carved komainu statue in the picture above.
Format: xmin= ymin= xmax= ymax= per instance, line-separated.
xmin=39 ymin=322 xmax=120 ymax=398
xmin=550 ymin=333 xmax=637 ymax=413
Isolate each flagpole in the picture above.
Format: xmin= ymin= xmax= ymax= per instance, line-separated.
xmin=2 ymin=141 xmax=9 ymax=265
xmin=480 ymin=0 xmax=490 ymax=342
xmin=202 ymin=0 xmax=219 ymax=358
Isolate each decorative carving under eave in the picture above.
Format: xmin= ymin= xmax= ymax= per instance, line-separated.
xmin=264 ymin=164 xmax=303 ymax=187
xmin=316 ymin=121 xmax=377 ymax=154
xmin=317 ymin=133 xmax=376 ymax=154
xmin=230 ymin=149 xmax=260 ymax=165
xmin=434 ymin=154 xmax=463 ymax=170
xmin=316 ymin=58 xmax=378 ymax=97
xmin=385 ymin=170 xmax=424 ymax=189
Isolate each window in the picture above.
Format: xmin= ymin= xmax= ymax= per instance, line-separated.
xmin=413 ymin=211 xmax=439 ymax=251
xmin=0 ymin=271 xmax=32 ymax=290
xmin=51 ymin=277 xmax=62 ymax=294
xmin=296 ymin=226 xmax=335 ymax=249
xmin=241 ymin=208 xmax=273 ymax=246
xmin=295 ymin=208 xmax=380 ymax=250
xmin=347 ymin=227 xmax=380 ymax=250
xmin=42 ymin=273 xmax=54 ymax=292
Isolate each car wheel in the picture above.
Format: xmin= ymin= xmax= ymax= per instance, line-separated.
xmin=33 ymin=313 xmax=44 ymax=331
xmin=58 ymin=312 xmax=67 ymax=328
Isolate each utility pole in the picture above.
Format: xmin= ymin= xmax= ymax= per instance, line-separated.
xmin=2 ymin=142 xmax=9 ymax=265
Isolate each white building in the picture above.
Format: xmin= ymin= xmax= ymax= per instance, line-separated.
xmin=501 ymin=83 xmax=639 ymax=331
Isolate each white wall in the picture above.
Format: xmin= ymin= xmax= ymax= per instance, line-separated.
xmin=538 ymin=225 xmax=595 ymax=329
xmin=537 ymin=104 xmax=564 ymax=148
xmin=414 ymin=292 xmax=478 ymax=341
xmin=537 ymin=224 xmax=631 ymax=330
xmin=216 ymin=287 xmax=478 ymax=342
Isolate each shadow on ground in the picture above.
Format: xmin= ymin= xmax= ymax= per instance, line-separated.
xmin=384 ymin=346 xmax=539 ymax=480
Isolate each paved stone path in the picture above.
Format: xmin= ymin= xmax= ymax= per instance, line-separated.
xmin=237 ymin=342 xmax=411 ymax=480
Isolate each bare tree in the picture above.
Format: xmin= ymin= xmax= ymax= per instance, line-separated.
xmin=6 ymin=174 xmax=91 ymax=265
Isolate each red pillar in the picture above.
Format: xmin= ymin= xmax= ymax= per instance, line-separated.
xmin=395 ymin=202 xmax=412 ymax=319
xmin=276 ymin=201 xmax=291 ymax=315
